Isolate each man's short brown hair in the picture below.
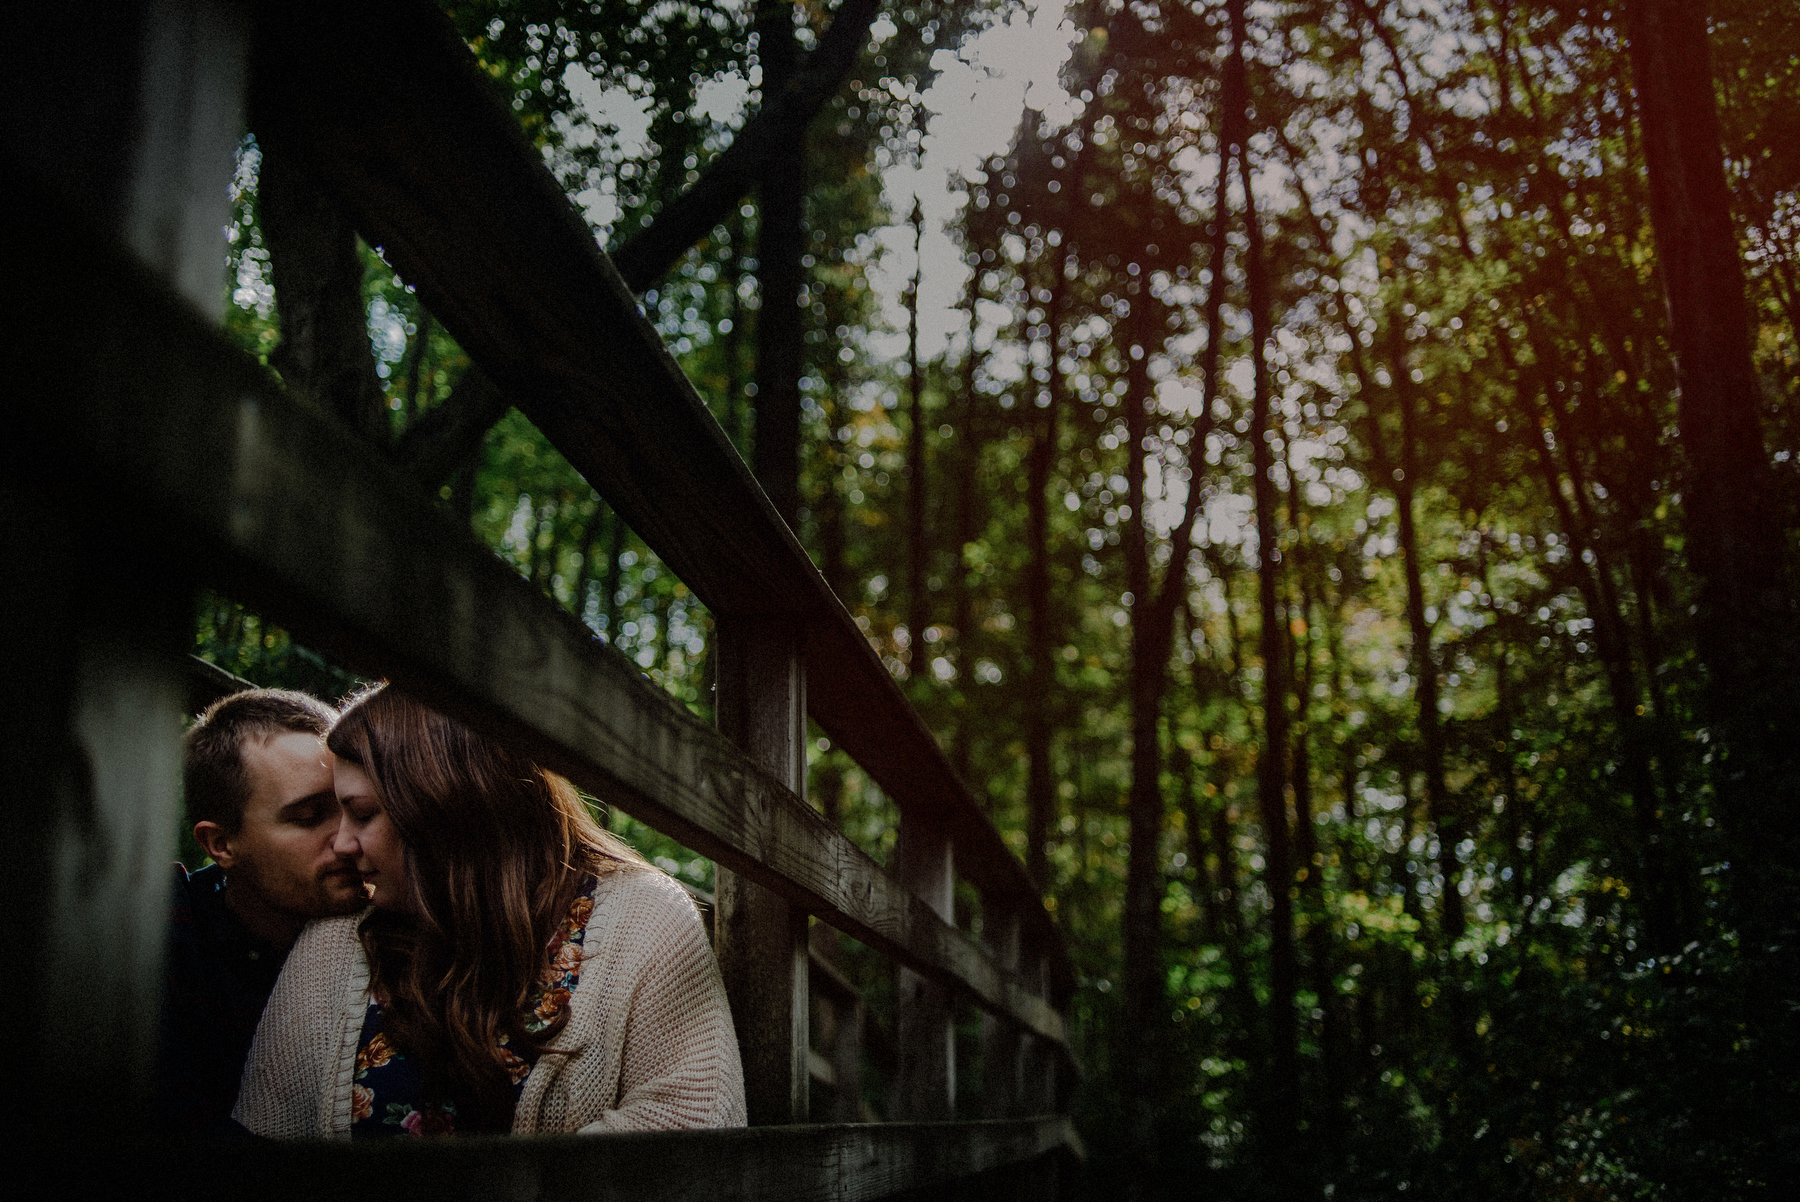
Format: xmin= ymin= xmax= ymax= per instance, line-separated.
xmin=184 ymin=689 xmax=336 ymax=833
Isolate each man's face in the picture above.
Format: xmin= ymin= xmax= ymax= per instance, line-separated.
xmin=211 ymin=731 xmax=365 ymax=920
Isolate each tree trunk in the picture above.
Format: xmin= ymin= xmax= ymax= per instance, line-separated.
xmin=608 ymin=0 xmax=881 ymax=293
xmin=723 ymin=214 xmax=748 ymax=453
xmin=1285 ymin=441 xmax=1344 ymax=1142
xmin=1386 ymin=328 xmax=1467 ymax=946
xmin=751 ymin=0 xmax=805 ymax=529
xmin=390 ymin=365 xmax=507 ymax=490
xmin=1477 ymin=537 xmax=1533 ymax=917
xmin=1120 ymin=283 xmax=1168 ymax=1169
xmin=905 ymin=198 xmax=930 ymax=684
xmin=604 ymin=512 xmax=626 ymax=642
xmin=1512 ymin=364 xmax=1682 ymax=952
xmin=1624 ymin=0 xmax=1798 ymax=868
xmin=258 ymin=139 xmax=388 ymax=445
xmin=951 ymin=260 xmax=984 ymax=783
xmin=569 ymin=499 xmax=602 ymax=625
xmin=1231 ymin=0 xmax=1300 ymax=1158
xmin=1023 ymin=264 xmax=1063 ymax=894
xmin=402 ymin=310 xmax=431 ymax=422
xmin=817 ymin=405 xmax=850 ymax=604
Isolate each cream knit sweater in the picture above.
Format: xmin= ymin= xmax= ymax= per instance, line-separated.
xmin=233 ymin=865 xmax=746 ymax=1137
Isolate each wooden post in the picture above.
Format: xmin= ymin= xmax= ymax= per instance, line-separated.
xmin=980 ymin=893 xmax=1024 ymax=1118
xmin=123 ymin=0 xmax=252 ymax=318
xmin=712 ymin=614 xmax=809 ymax=1125
xmin=1018 ymin=941 xmax=1058 ymax=1117
xmin=1 ymin=0 xmax=243 ymax=1137
xmin=9 ymin=537 xmax=194 ymax=1134
xmin=0 ymin=484 xmax=195 ymax=1140
xmin=2 ymin=0 xmax=247 ymax=320
xmin=893 ymin=813 xmax=955 ymax=1119
xmin=809 ymin=932 xmax=866 ymax=1123
xmin=830 ymin=993 xmax=866 ymax=1123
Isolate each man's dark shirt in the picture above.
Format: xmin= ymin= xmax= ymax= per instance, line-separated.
xmin=155 ymin=863 xmax=286 ymax=1135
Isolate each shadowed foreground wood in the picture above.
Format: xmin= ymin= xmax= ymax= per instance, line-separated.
xmin=120 ymin=1118 xmax=1076 ymax=1201
xmin=4 ymin=203 xmax=1065 ymax=1052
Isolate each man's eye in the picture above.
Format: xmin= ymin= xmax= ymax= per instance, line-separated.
xmin=287 ymin=800 xmax=337 ymax=826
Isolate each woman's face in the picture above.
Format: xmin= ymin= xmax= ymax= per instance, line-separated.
xmin=332 ymin=759 xmax=414 ymax=912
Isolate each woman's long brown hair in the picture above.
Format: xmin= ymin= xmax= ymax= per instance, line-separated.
xmin=327 ymin=684 xmax=642 ymax=1131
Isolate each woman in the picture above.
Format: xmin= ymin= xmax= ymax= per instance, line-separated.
xmin=233 ymin=685 xmax=745 ymax=1137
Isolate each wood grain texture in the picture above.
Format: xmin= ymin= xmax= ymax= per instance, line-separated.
xmin=2 ymin=0 xmax=237 ymax=1135
xmin=0 ymin=488 xmax=192 ymax=1135
xmin=714 ymin=616 xmax=811 ymax=1124
xmin=893 ymin=816 xmax=956 ymax=1120
xmin=244 ymin=0 xmax=1073 ymax=1003
xmin=5 ymin=209 xmax=1067 ymax=1051
xmin=981 ymin=897 xmax=1027 ymax=1119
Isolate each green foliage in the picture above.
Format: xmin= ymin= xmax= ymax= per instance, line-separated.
xmin=192 ymin=590 xmax=365 ymax=704
xmin=200 ymin=1 xmax=1796 ymax=1195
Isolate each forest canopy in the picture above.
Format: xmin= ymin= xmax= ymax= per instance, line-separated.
xmin=205 ymin=1 xmax=1798 ymax=1197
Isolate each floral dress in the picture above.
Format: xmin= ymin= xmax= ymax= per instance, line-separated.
xmin=350 ymin=878 xmax=598 ymax=1137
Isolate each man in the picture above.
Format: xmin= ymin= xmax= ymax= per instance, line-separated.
xmin=157 ymin=688 xmax=366 ymax=1134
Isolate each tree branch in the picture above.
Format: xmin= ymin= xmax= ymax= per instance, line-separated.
xmin=390 ymin=365 xmax=508 ymax=488
xmin=609 ymin=0 xmax=882 ymax=292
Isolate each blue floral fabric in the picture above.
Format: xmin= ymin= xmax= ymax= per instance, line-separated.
xmin=350 ymin=876 xmax=597 ymax=1138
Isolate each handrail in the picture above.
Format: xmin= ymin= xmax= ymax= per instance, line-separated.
xmin=245 ymin=0 xmax=1074 ymax=1004
xmin=7 ymin=207 xmax=1065 ymax=1047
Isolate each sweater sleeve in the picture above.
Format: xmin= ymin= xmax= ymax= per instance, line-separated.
xmin=525 ymin=868 xmax=746 ymax=1133
xmin=232 ymin=914 xmax=367 ymax=1139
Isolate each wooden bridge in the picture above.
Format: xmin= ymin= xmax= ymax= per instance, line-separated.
xmin=1 ymin=0 xmax=1079 ymax=1194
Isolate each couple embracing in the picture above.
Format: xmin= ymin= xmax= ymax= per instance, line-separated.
xmin=161 ymin=682 xmax=746 ymax=1139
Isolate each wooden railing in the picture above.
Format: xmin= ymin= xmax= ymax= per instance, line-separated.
xmin=2 ymin=0 xmax=1077 ymax=1194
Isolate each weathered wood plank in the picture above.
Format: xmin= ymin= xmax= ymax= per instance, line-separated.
xmin=714 ymin=616 xmax=811 ymax=1124
xmin=2 ymin=0 xmax=243 ymax=1136
xmin=3 ymin=208 xmax=1067 ymax=1051
xmin=1019 ymin=944 xmax=1066 ymax=1110
xmin=980 ymin=895 xmax=1027 ymax=1119
xmin=0 ymin=484 xmax=193 ymax=1135
xmin=815 ymin=989 xmax=865 ymax=1122
xmin=245 ymin=0 xmax=1072 ymax=1003
xmin=121 ymin=1118 xmax=1078 ymax=1200
xmin=893 ymin=816 xmax=956 ymax=1120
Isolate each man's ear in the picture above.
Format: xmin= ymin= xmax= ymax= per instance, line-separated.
xmin=193 ymin=821 xmax=236 ymax=869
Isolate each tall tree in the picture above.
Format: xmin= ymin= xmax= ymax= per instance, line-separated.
xmin=1622 ymin=0 xmax=1798 ymax=864
xmin=905 ymin=197 xmax=931 ymax=682
xmin=1022 ymin=239 xmax=1063 ymax=895
xmin=751 ymin=0 xmax=806 ymax=526
xmin=1229 ymin=0 xmax=1300 ymax=1167
xmin=1117 ymin=64 xmax=1230 ymax=1177
xmin=257 ymin=142 xmax=388 ymax=445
